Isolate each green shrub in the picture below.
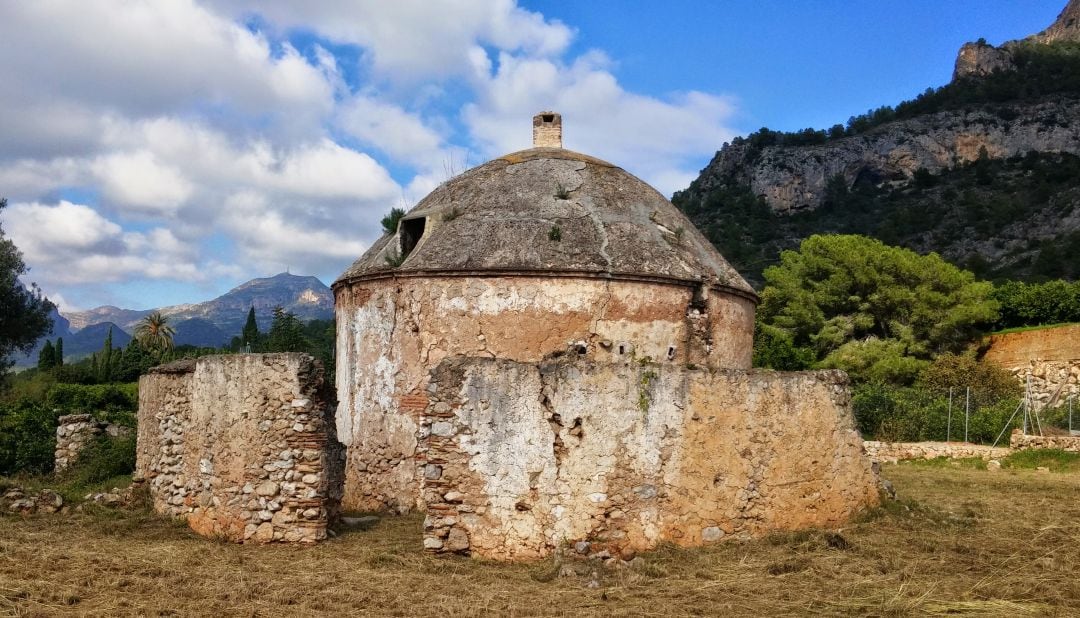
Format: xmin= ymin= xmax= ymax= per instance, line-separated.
xmin=0 ymin=399 xmax=61 ymax=475
xmin=45 ymin=383 xmax=138 ymax=426
xmin=853 ymin=383 xmax=1023 ymax=444
xmin=60 ymin=434 xmax=137 ymax=489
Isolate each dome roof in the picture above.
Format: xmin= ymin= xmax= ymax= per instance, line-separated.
xmin=335 ymin=117 xmax=755 ymax=299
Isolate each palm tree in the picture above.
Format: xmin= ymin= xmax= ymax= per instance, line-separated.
xmin=135 ymin=311 xmax=175 ymax=352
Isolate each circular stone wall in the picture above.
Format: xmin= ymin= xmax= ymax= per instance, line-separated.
xmin=334 ymin=274 xmax=754 ymax=511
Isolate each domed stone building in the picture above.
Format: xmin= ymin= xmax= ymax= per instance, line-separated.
xmin=135 ymin=112 xmax=876 ymax=558
xmin=333 ymin=113 xmax=760 ymax=512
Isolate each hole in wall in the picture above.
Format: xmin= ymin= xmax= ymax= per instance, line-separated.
xmin=667 ymin=346 xmax=677 ymax=361
xmin=400 ymin=217 xmax=426 ymax=260
xmin=541 ymin=114 xmax=555 ymax=123
xmin=574 ymin=344 xmax=587 ymax=355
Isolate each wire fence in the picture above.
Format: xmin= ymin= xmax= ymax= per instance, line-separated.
xmin=853 ymin=385 xmax=1077 ymax=446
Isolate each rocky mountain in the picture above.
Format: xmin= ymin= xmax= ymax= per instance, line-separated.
xmin=675 ymin=1 xmax=1080 ymax=286
xmin=64 ymin=273 xmax=333 ymax=339
xmin=13 ymin=273 xmax=333 ymax=368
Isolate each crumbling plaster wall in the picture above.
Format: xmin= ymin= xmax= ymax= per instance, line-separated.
xmin=418 ymin=357 xmax=878 ymax=560
xmin=334 ymin=275 xmax=755 ymax=512
xmin=136 ymin=354 xmax=343 ymax=543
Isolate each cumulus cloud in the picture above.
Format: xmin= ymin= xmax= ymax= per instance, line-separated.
xmin=0 ymin=0 xmax=740 ymax=308
xmin=464 ymin=52 xmax=738 ymax=195
xmin=208 ymin=0 xmax=573 ymax=81
xmin=4 ymin=201 xmax=205 ymax=285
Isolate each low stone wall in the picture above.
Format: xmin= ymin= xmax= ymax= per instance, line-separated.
xmin=862 ymin=440 xmax=1011 ymax=464
xmin=1005 ymin=361 xmax=1080 ymax=410
xmin=1010 ymin=429 xmax=1080 ymax=452
xmin=55 ymin=414 xmax=131 ymax=472
xmin=136 ymin=354 xmax=343 ymax=543
xmin=419 ymin=357 xmax=879 ymax=560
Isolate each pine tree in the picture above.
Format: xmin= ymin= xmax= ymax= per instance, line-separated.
xmin=267 ymin=306 xmax=308 ymax=352
xmin=37 ymin=340 xmax=55 ymax=370
xmin=242 ymin=307 xmax=259 ymax=350
xmin=54 ymin=337 xmax=63 ymax=366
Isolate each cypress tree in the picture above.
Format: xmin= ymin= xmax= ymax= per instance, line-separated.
xmin=54 ymin=337 xmax=63 ymax=366
xmin=37 ymin=340 xmax=55 ymax=370
xmin=242 ymin=307 xmax=259 ymax=350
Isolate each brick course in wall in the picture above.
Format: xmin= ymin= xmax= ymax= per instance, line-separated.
xmin=136 ymin=354 xmax=343 ymax=543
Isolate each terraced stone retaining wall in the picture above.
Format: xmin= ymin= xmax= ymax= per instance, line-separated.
xmin=419 ymin=357 xmax=879 ymax=560
xmin=136 ymin=354 xmax=343 ymax=543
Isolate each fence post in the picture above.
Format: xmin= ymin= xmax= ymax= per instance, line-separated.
xmin=964 ymin=386 xmax=970 ymax=443
xmin=947 ymin=387 xmax=953 ymax=442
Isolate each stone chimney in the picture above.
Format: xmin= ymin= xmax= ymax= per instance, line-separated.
xmin=532 ymin=112 xmax=562 ymax=148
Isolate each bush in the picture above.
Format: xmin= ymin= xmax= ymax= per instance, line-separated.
xmin=918 ymin=354 xmax=1020 ymax=404
xmin=0 ymin=399 xmax=60 ymax=475
xmin=853 ymin=383 xmax=1023 ymax=444
xmin=45 ymin=383 xmax=138 ymax=426
xmin=59 ymin=433 xmax=136 ymax=489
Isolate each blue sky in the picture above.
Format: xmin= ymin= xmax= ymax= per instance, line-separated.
xmin=0 ymin=1 xmax=1064 ymax=313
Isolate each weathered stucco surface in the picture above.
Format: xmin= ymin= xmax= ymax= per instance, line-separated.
xmin=418 ymin=357 xmax=878 ymax=560
xmin=136 ymin=354 xmax=343 ymax=543
xmin=334 ymin=276 xmax=755 ymax=512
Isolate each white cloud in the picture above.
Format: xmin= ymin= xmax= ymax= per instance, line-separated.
xmin=4 ymin=201 xmax=206 ymax=285
xmin=0 ymin=0 xmax=740 ymax=308
xmin=464 ymin=52 xmax=738 ymax=195
xmin=209 ymin=0 xmax=573 ymax=81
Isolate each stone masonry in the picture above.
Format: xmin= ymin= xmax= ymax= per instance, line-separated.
xmin=984 ymin=324 xmax=1080 ymax=411
xmin=55 ymin=414 xmax=131 ymax=472
xmin=1010 ymin=429 xmax=1080 ymax=452
xmin=863 ymin=440 xmax=1011 ymax=464
xmin=419 ymin=356 xmax=879 ymax=560
xmin=136 ymin=354 xmax=343 ymax=543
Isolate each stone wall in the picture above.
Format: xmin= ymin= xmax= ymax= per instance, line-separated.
xmin=136 ymin=354 xmax=343 ymax=543
xmin=1010 ymin=430 xmax=1080 ymax=453
xmin=54 ymin=414 xmax=131 ymax=472
xmin=418 ymin=357 xmax=879 ymax=560
xmin=335 ymin=275 xmax=755 ymax=513
xmin=863 ymin=441 xmax=1011 ymax=464
xmin=984 ymin=324 xmax=1080 ymax=410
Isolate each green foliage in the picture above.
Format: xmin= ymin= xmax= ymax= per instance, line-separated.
xmin=38 ymin=340 xmax=56 ymax=370
xmin=548 ymin=225 xmax=562 ymax=242
xmin=266 ymin=307 xmax=309 ymax=353
xmin=0 ymin=399 xmax=59 ymax=475
xmin=757 ymin=235 xmax=999 ymax=384
xmin=917 ymin=353 xmax=1020 ymax=403
xmin=752 ymin=323 xmax=814 ymax=370
xmin=992 ymin=279 xmax=1080 ymax=329
xmin=381 ymin=207 xmax=406 ymax=235
xmin=45 ymin=383 xmax=138 ymax=425
xmin=134 ymin=311 xmax=175 ymax=352
xmin=0 ymin=197 xmax=55 ymax=377
xmin=729 ymin=42 xmax=1080 ymax=149
xmin=242 ymin=307 xmax=260 ymax=349
xmin=852 ymin=383 xmax=1021 ymax=443
xmin=675 ymin=124 xmax=1080 ymax=287
xmin=59 ymin=433 xmax=137 ymax=489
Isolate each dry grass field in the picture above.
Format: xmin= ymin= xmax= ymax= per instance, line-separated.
xmin=1 ymin=462 xmax=1079 ymax=617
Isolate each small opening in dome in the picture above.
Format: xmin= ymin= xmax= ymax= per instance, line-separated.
xmin=667 ymin=346 xmax=677 ymax=361
xmin=541 ymin=114 xmax=555 ymax=123
xmin=400 ymin=217 xmax=426 ymax=260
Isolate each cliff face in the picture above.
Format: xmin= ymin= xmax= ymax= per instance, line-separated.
xmin=1034 ymin=0 xmax=1080 ymax=44
xmin=953 ymin=0 xmax=1080 ymax=80
xmin=694 ymin=98 xmax=1080 ymax=214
